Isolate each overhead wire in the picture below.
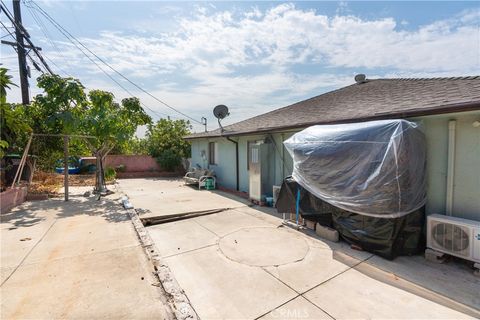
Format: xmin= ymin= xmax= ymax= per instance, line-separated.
xmin=0 ymin=18 xmax=16 ymax=38
xmin=21 ymin=3 xmax=168 ymax=119
xmin=0 ymin=1 xmax=53 ymax=73
xmin=26 ymin=0 xmax=202 ymax=124
xmin=22 ymin=0 xmax=171 ymax=120
xmin=0 ymin=23 xmax=42 ymax=75
xmin=2 ymin=0 xmax=189 ymax=123
xmin=24 ymin=3 xmax=72 ymax=77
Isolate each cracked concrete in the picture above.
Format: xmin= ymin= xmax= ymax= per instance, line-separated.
xmin=118 ymin=178 xmax=249 ymax=219
xmin=218 ymin=226 xmax=309 ymax=267
xmin=1 ymin=186 xmax=172 ymax=319
xmin=118 ymin=178 xmax=478 ymax=319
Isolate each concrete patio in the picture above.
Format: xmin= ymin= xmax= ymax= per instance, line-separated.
xmin=119 ymin=178 xmax=480 ymax=319
xmin=0 ymin=186 xmax=172 ymax=319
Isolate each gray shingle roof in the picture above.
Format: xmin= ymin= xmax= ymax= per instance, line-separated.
xmin=186 ymin=76 xmax=480 ymax=139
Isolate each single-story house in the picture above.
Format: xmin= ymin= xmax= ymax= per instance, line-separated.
xmin=186 ymin=76 xmax=480 ymax=222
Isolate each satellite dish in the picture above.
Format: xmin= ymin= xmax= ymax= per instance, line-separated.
xmin=213 ymin=105 xmax=230 ymax=120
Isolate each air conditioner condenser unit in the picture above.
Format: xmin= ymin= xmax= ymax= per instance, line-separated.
xmin=427 ymin=214 xmax=480 ymax=263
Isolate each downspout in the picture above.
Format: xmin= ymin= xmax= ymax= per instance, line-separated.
xmin=226 ymin=136 xmax=239 ymax=191
xmin=446 ymin=120 xmax=456 ymax=216
xmin=281 ymin=133 xmax=285 ymax=179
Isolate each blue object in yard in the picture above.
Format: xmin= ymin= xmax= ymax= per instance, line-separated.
xmin=55 ymin=166 xmax=81 ymax=174
xmin=296 ymin=187 xmax=301 ymax=224
xmin=265 ymin=196 xmax=274 ymax=207
xmin=54 ymin=157 xmax=81 ymax=174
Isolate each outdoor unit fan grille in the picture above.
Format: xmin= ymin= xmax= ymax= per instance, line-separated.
xmin=431 ymin=222 xmax=470 ymax=257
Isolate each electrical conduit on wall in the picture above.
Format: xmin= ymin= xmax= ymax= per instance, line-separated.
xmin=446 ymin=120 xmax=456 ymax=216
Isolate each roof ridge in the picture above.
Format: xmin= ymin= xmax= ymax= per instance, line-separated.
xmin=218 ymin=82 xmax=361 ymax=131
xmin=211 ymin=76 xmax=480 ymax=132
xmin=376 ymin=75 xmax=480 ymax=81
xmin=186 ymin=75 xmax=480 ymax=139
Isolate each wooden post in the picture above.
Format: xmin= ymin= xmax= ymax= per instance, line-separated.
xmin=64 ymin=136 xmax=69 ymax=201
xmin=11 ymin=134 xmax=32 ymax=188
xmin=28 ymin=157 xmax=36 ymax=184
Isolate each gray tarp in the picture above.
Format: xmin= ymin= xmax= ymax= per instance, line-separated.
xmin=284 ymin=119 xmax=426 ymax=218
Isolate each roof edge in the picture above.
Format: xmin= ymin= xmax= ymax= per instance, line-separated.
xmin=185 ymin=100 xmax=480 ymax=140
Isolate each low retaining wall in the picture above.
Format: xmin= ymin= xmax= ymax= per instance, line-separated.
xmin=105 ymin=155 xmax=161 ymax=172
xmin=116 ymin=171 xmax=181 ymax=179
xmin=0 ymin=186 xmax=28 ymax=214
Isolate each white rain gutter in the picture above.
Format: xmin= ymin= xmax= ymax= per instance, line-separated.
xmin=446 ymin=120 xmax=456 ymax=216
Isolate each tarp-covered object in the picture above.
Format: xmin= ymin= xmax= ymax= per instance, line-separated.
xmin=332 ymin=209 xmax=425 ymax=259
xmin=276 ymin=177 xmax=333 ymax=226
xmin=276 ymin=177 xmax=425 ymax=259
xmin=284 ymin=120 xmax=426 ymax=218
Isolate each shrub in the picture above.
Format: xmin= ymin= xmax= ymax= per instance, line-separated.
xmin=37 ymin=150 xmax=64 ymax=172
xmin=115 ymin=164 xmax=126 ymax=172
xmin=104 ymin=166 xmax=116 ymax=181
xmin=156 ymin=149 xmax=181 ymax=172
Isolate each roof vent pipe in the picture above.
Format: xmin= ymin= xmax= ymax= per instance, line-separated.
xmin=354 ymin=74 xmax=367 ymax=84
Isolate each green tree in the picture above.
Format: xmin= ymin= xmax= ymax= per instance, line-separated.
xmin=110 ymin=137 xmax=148 ymax=155
xmin=28 ymin=74 xmax=89 ymax=170
xmin=81 ymin=90 xmax=151 ymax=192
xmin=30 ymin=74 xmax=87 ymax=134
xmin=130 ymin=137 xmax=149 ymax=155
xmin=28 ymin=74 xmax=150 ymax=192
xmin=146 ymin=118 xmax=191 ymax=171
xmin=0 ymin=67 xmax=31 ymax=157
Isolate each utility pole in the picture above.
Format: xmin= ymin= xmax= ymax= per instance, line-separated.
xmin=12 ymin=0 xmax=29 ymax=105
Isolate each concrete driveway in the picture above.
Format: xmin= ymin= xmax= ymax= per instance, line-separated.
xmin=118 ymin=178 xmax=479 ymax=319
xmin=1 ymin=186 xmax=172 ymax=319
xmin=117 ymin=178 xmax=249 ymax=219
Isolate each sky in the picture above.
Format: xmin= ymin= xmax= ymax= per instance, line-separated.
xmin=1 ymin=0 xmax=479 ymax=134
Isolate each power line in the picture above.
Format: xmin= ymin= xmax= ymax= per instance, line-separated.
xmin=27 ymin=0 xmax=202 ymax=124
xmin=0 ymin=23 xmax=45 ymax=74
xmin=2 ymin=8 xmax=168 ymax=121
xmin=24 ymin=3 xmax=71 ymax=77
xmin=0 ymin=20 xmax=15 ymax=39
xmin=25 ymin=10 xmax=167 ymax=119
xmin=2 ymin=0 xmax=186 ymax=123
xmin=1 ymin=0 xmax=30 ymax=103
xmin=22 ymin=1 xmax=171 ymax=120
xmin=0 ymin=1 xmax=53 ymax=74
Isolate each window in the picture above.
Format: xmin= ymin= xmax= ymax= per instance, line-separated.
xmin=209 ymin=142 xmax=218 ymax=165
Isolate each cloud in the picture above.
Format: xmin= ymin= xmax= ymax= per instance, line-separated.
xmin=5 ymin=3 xmax=479 ymax=133
xmin=61 ymin=4 xmax=478 ymax=78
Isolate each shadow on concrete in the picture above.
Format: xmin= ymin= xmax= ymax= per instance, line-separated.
xmin=211 ymin=190 xmax=251 ymax=206
xmin=1 ymin=206 xmax=47 ymax=230
xmin=1 ymin=190 xmax=129 ymax=229
xmin=149 ymin=177 xmax=183 ymax=182
xmin=218 ymin=192 xmax=480 ymax=316
xmin=136 ymin=208 xmax=152 ymax=216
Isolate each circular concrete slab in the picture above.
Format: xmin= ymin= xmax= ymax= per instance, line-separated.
xmin=218 ymin=227 xmax=309 ymax=267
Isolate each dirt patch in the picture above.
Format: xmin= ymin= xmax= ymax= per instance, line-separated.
xmin=28 ymin=171 xmax=112 ymax=195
